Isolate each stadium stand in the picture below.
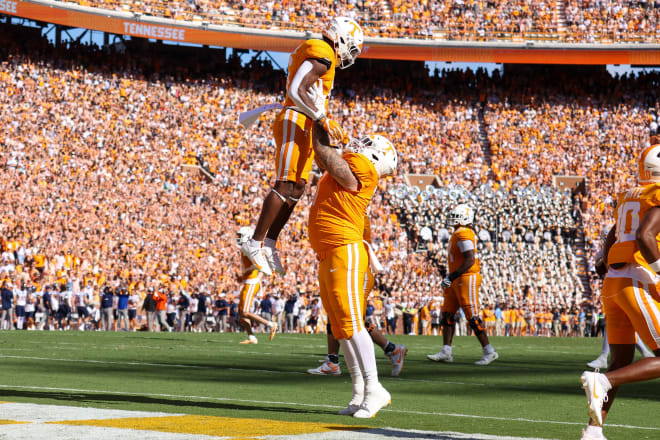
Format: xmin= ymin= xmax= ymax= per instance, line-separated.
xmin=51 ymin=0 xmax=658 ymax=43
xmin=0 ymin=23 xmax=655 ymax=336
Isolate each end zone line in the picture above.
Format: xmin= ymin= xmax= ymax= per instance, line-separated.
xmin=0 ymin=384 xmax=658 ymax=432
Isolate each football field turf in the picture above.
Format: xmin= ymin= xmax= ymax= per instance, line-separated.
xmin=0 ymin=331 xmax=658 ymax=439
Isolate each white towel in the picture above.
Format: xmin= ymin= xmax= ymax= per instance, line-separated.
xmin=363 ymin=240 xmax=384 ymax=274
xmin=238 ymin=103 xmax=284 ymax=129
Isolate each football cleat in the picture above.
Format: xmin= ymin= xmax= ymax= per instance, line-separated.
xmin=269 ymin=322 xmax=278 ymax=341
xmin=239 ymin=337 xmax=258 ymax=345
xmin=307 ymin=358 xmax=341 ymax=376
xmin=353 ymin=384 xmax=391 ymax=418
xmin=240 ymin=241 xmax=272 ymax=276
xmin=581 ymin=371 xmax=608 ymax=426
xmin=580 ymin=429 xmax=607 ymax=440
xmin=387 ymin=344 xmax=408 ymax=377
xmin=587 ymin=356 xmax=608 ymax=370
xmin=337 ymin=403 xmax=361 ymax=416
xmin=263 ymin=246 xmax=286 ymax=275
xmin=427 ymin=351 xmax=453 ymax=363
xmin=475 ymin=351 xmax=498 ymax=366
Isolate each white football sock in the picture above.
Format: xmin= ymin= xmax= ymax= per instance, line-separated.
xmin=442 ymin=345 xmax=453 ymax=354
xmin=248 ymin=239 xmax=262 ymax=249
xmin=339 ymin=338 xmax=364 ymax=404
xmin=483 ymin=344 xmax=495 ymax=355
xmin=584 ymin=425 xmax=603 ymax=436
xmin=264 ymin=238 xmax=277 ymax=248
xmin=599 ymin=329 xmax=610 ymax=357
xmin=348 ymin=329 xmax=379 ymax=393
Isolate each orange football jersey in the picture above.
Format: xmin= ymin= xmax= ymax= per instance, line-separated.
xmin=308 ymin=153 xmax=378 ymax=254
xmin=283 ymin=39 xmax=336 ymax=113
xmin=608 ymin=183 xmax=660 ymax=270
xmin=448 ymin=226 xmax=480 ymax=274
xmin=240 ymin=254 xmax=260 ymax=284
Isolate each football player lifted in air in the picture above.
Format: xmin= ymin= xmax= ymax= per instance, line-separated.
xmin=235 ymin=226 xmax=277 ymax=344
xmin=427 ymin=204 xmax=499 ymax=366
xmin=240 ymin=17 xmax=364 ymax=276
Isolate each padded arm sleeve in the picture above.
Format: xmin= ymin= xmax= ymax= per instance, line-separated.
xmin=288 ymin=60 xmax=325 ymax=121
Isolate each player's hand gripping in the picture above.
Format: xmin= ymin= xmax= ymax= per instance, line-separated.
xmin=441 ymin=277 xmax=452 ymax=288
xmin=318 ymin=115 xmax=345 ymax=145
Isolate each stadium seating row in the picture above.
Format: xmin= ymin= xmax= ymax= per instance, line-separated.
xmin=55 ymin=0 xmax=660 ymax=43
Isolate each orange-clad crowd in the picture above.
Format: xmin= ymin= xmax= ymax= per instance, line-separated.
xmin=0 ymin=27 xmax=656 ymax=337
xmin=55 ymin=0 xmax=660 ymax=43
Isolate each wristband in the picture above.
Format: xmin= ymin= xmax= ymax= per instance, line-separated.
xmin=316 ymin=113 xmax=327 ymax=123
xmin=649 ymin=259 xmax=660 ymax=274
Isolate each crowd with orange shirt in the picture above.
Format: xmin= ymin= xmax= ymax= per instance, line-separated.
xmin=0 ymin=26 xmax=658 ymax=336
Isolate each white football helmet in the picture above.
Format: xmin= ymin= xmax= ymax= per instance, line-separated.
xmin=346 ymin=135 xmax=397 ymax=177
xmin=447 ymin=204 xmax=475 ymax=226
xmin=236 ymin=226 xmax=253 ymax=246
xmin=322 ymin=16 xmax=363 ymax=69
xmin=638 ymin=144 xmax=660 ymax=184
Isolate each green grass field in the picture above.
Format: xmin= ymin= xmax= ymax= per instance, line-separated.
xmin=0 ymin=331 xmax=658 ymax=439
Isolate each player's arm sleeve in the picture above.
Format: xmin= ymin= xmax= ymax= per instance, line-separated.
xmin=288 ymin=60 xmax=327 ymax=120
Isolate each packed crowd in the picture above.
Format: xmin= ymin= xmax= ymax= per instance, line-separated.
xmin=1 ymin=26 xmax=658 ymax=335
xmin=387 ymin=183 xmax=584 ymax=310
xmin=56 ymin=0 xmax=660 ymax=43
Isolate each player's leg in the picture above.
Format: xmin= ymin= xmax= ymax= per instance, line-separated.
xmin=265 ymin=179 xmax=306 ymax=243
xmin=321 ymin=243 xmax=390 ymax=418
xmin=460 ymin=274 xmax=497 ymax=365
xmin=587 ymin=327 xmax=610 ymax=369
xmin=307 ymin=323 xmax=341 ymax=375
xmin=367 ymin=321 xmax=407 ymax=376
xmin=581 ymin=276 xmax=660 ymax=432
xmin=363 ymin=266 xmax=407 ymax=376
xmin=428 ymin=289 xmax=458 ymax=363
xmin=634 ymin=332 xmax=655 ymax=358
xmin=247 ymin=110 xmax=312 ymax=275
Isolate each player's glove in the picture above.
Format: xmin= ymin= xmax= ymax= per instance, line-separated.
xmin=441 ymin=277 xmax=452 ymax=288
xmin=318 ymin=115 xmax=345 ymax=145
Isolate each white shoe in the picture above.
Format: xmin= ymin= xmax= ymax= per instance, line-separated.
xmin=240 ymin=241 xmax=272 ymax=276
xmin=263 ymin=246 xmax=286 ymax=275
xmin=580 ymin=371 xmax=608 ymax=426
xmin=387 ymin=344 xmax=408 ymax=377
xmin=475 ymin=351 xmax=498 ymax=365
xmin=581 ymin=428 xmax=607 ymax=440
xmin=337 ymin=403 xmax=361 ymax=416
xmin=587 ymin=356 xmax=608 ymax=370
xmin=306 ymin=358 xmax=341 ymax=376
xmin=353 ymin=384 xmax=391 ymax=418
xmin=427 ymin=351 xmax=453 ymax=363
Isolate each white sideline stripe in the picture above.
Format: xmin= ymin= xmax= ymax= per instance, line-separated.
xmin=0 ymin=354 xmax=484 ymax=385
xmin=0 ymin=354 xmax=213 ymax=370
xmin=0 ymin=384 xmax=659 ymax=432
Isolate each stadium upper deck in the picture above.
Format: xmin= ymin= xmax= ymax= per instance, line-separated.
xmin=44 ymin=0 xmax=660 ymax=44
